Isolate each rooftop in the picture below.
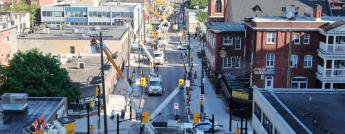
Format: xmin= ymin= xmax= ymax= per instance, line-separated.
xmin=18 ymin=26 xmax=128 ymax=40
xmin=320 ymin=20 xmax=345 ymax=32
xmin=0 ymin=97 xmax=66 ymax=133
xmin=60 ymin=55 xmax=112 ymax=97
xmin=260 ymin=89 xmax=345 ymax=134
xmin=251 ymin=16 xmax=332 ymax=22
xmin=206 ymin=22 xmax=244 ymax=33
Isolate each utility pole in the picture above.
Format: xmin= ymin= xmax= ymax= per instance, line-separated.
xmin=211 ymin=114 xmax=215 ymax=134
xmin=287 ymin=31 xmax=292 ymax=88
xmin=116 ymin=114 xmax=120 ymax=134
xmin=86 ymin=102 xmax=90 ymax=134
xmin=200 ymin=41 xmax=205 ymax=115
xmin=100 ymin=32 xmax=108 ymax=134
xmin=97 ymin=85 xmax=101 ymax=129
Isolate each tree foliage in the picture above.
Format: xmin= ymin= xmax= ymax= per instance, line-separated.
xmin=197 ymin=11 xmax=208 ymax=22
xmin=186 ymin=0 xmax=208 ymax=9
xmin=6 ymin=0 xmax=39 ymax=26
xmin=0 ymin=49 xmax=80 ymax=100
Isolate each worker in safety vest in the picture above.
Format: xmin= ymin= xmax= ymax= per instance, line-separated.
xmin=31 ymin=115 xmax=46 ymax=132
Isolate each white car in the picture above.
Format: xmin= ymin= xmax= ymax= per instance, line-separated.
xmin=153 ymin=51 xmax=165 ymax=65
xmin=194 ymin=120 xmax=222 ymax=132
xmin=176 ymin=44 xmax=188 ymax=50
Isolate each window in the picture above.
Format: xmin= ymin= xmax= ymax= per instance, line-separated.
xmin=303 ymin=34 xmax=310 ymax=44
xmin=223 ymin=58 xmax=231 ymax=68
xmin=216 ymin=0 xmax=222 ymax=13
xmin=304 ymin=55 xmax=312 ymax=68
xmin=266 ymin=32 xmax=276 ymax=44
xmin=6 ymin=36 xmax=9 ymax=41
xmin=70 ymin=46 xmax=75 ymax=54
xmin=294 ymin=33 xmax=300 ymax=44
xmin=291 ymin=77 xmax=308 ymax=88
xmin=254 ymin=103 xmax=262 ymax=121
xmin=266 ymin=54 xmax=275 ymax=67
xmin=235 ymin=37 xmax=241 ymax=50
xmin=223 ymin=36 xmax=233 ymax=46
xmin=290 ymin=55 xmax=298 ymax=68
xmin=263 ymin=113 xmax=273 ymax=134
xmin=232 ymin=57 xmax=240 ymax=68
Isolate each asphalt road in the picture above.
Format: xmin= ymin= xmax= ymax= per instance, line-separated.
xmin=142 ymin=32 xmax=188 ymax=124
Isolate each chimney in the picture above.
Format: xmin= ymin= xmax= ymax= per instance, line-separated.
xmin=313 ymin=4 xmax=322 ymax=21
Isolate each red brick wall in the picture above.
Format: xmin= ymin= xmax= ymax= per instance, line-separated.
xmin=206 ymin=30 xmax=245 ymax=73
xmin=0 ymin=29 xmax=14 ymax=66
xmin=250 ymin=30 xmax=321 ymax=88
xmin=208 ymin=0 xmax=226 ymax=22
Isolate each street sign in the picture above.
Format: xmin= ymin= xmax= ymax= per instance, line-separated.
xmin=140 ymin=77 xmax=147 ymax=87
xmin=178 ymin=79 xmax=184 ymax=86
xmin=185 ymin=80 xmax=190 ymax=87
xmin=174 ymin=103 xmax=179 ymax=110
xmin=199 ymin=94 xmax=204 ymax=100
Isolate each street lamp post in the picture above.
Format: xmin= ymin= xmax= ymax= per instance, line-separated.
xmin=200 ymin=41 xmax=205 ymax=116
xmin=99 ymin=32 xmax=108 ymax=134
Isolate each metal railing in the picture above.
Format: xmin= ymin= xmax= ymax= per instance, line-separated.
xmin=317 ymin=65 xmax=345 ymax=77
xmin=319 ymin=42 xmax=345 ymax=53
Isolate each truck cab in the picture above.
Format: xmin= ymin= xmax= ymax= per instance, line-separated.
xmin=147 ymin=73 xmax=164 ymax=95
xmin=153 ymin=50 xmax=165 ymax=65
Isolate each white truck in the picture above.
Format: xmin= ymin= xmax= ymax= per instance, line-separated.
xmin=147 ymin=72 xmax=164 ymax=95
xmin=153 ymin=50 xmax=165 ymax=65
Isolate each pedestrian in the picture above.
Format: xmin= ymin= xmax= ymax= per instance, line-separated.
xmin=194 ymin=70 xmax=197 ymax=79
xmin=121 ymin=109 xmax=125 ymax=119
xmin=110 ymin=110 xmax=115 ymax=120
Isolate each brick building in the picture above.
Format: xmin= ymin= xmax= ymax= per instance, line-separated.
xmin=204 ymin=22 xmax=246 ymax=93
xmin=0 ymin=26 xmax=17 ymax=66
xmin=206 ymin=5 xmax=345 ymax=91
xmin=208 ymin=0 xmax=227 ymax=22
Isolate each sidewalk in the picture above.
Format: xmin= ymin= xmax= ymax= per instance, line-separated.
xmin=74 ymin=51 xmax=145 ymax=134
xmin=188 ymin=38 xmax=252 ymax=134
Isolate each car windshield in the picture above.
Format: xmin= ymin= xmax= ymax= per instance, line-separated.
xmin=154 ymin=54 xmax=162 ymax=57
xmin=150 ymin=81 xmax=160 ymax=86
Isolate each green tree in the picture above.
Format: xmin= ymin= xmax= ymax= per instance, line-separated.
xmin=186 ymin=0 xmax=208 ymax=9
xmin=197 ymin=11 xmax=208 ymax=22
xmin=7 ymin=0 xmax=39 ymax=27
xmin=0 ymin=49 xmax=80 ymax=100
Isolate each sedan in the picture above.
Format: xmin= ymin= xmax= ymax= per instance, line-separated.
xmin=194 ymin=120 xmax=222 ymax=132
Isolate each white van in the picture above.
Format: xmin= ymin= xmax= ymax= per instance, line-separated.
xmin=153 ymin=50 xmax=165 ymax=65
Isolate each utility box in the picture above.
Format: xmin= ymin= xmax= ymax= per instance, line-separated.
xmin=54 ymin=117 xmax=76 ymax=134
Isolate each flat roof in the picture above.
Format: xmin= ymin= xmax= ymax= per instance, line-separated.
xmin=252 ymin=16 xmax=333 ymax=23
xmin=0 ymin=97 xmax=65 ymax=133
xmin=206 ymin=22 xmax=244 ymax=33
xmin=18 ymin=26 xmax=127 ymax=40
xmin=260 ymin=89 xmax=345 ymax=134
xmin=61 ymin=55 xmax=111 ymax=97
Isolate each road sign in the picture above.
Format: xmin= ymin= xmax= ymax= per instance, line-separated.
xmin=185 ymin=80 xmax=190 ymax=87
xmin=199 ymin=94 xmax=204 ymax=100
xmin=178 ymin=79 xmax=184 ymax=86
xmin=174 ymin=103 xmax=179 ymax=110
xmin=140 ymin=77 xmax=147 ymax=87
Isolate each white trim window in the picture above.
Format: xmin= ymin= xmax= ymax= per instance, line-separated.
xmin=232 ymin=57 xmax=241 ymax=68
xmin=223 ymin=36 xmax=233 ymax=46
xmin=303 ymin=34 xmax=310 ymax=45
xmin=266 ymin=32 xmax=276 ymax=44
xmin=304 ymin=55 xmax=313 ymax=68
xmin=290 ymin=55 xmax=298 ymax=68
xmin=291 ymin=77 xmax=308 ymax=88
xmin=211 ymin=36 xmax=216 ymax=48
xmin=223 ymin=58 xmax=231 ymax=68
xmin=294 ymin=33 xmax=300 ymax=45
xmin=266 ymin=54 xmax=275 ymax=67
xmin=235 ymin=37 xmax=241 ymax=50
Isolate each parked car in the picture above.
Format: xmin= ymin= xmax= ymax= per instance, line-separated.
xmin=194 ymin=120 xmax=222 ymax=132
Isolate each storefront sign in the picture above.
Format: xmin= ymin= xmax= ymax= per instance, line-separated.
xmin=254 ymin=68 xmax=275 ymax=75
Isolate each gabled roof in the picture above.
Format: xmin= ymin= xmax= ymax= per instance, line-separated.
xmin=320 ymin=20 xmax=345 ymax=32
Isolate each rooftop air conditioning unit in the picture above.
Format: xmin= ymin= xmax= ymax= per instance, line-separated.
xmin=1 ymin=93 xmax=28 ymax=113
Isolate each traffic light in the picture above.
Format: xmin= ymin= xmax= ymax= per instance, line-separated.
xmin=193 ymin=113 xmax=199 ymax=124
xmin=178 ymin=79 xmax=184 ymax=86
xmin=140 ymin=77 xmax=147 ymax=87
xmin=96 ymin=85 xmax=100 ymax=97
xmin=142 ymin=112 xmax=149 ymax=123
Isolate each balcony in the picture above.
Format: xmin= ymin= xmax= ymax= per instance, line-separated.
xmin=316 ymin=65 xmax=345 ymax=83
xmin=318 ymin=42 xmax=345 ymax=59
